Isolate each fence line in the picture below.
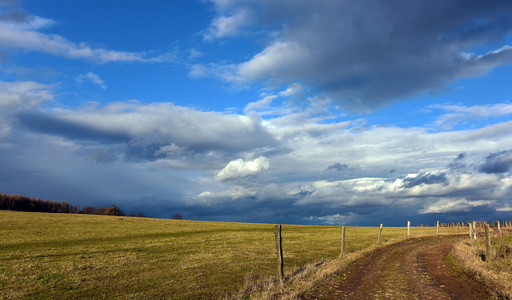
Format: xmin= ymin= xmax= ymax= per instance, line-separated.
xmin=273 ymin=220 xmax=512 ymax=280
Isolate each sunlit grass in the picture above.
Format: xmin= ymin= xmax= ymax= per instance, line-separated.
xmin=0 ymin=211 xmax=460 ymax=299
xmin=452 ymin=228 xmax=512 ymax=297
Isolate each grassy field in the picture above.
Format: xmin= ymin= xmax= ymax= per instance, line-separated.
xmin=0 ymin=211 xmax=461 ymax=299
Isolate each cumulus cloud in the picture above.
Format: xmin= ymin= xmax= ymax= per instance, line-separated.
xmin=203 ymin=168 xmax=511 ymax=218
xmin=203 ymin=0 xmax=512 ymax=111
xmin=215 ymin=156 xmax=270 ymax=181
xmin=75 ymin=72 xmax=107 ymax=90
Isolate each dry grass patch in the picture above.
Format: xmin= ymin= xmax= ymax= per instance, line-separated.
xmin=452 ymin=232 xmax=512 ymax=298
xmin=233 ymin=227 xmax=462 ymax=299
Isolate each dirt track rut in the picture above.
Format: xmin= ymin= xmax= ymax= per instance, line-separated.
xmin=302 ymin=235 xmax=502 ymax=300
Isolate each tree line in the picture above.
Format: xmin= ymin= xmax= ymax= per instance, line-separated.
xmin=0 ymin=193 xmax=125 ymax=216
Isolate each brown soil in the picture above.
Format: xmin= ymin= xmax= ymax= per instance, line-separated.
xmin=301 ymin=235 xmax=504 ymax=300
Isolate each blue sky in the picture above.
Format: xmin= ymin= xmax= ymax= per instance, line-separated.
xmin=1 ymin=0 xmax=512 ymax=226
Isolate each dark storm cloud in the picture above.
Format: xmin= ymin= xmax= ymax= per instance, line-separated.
xmin=208 ymin=0 xmax=512 ymax=111
xmin=17 ymin=103 xmax=277 ymax=162
xmin=479 ymin=150 xmax=512 ymax=174
xmin=401 ymin=172 xmax=448 ymax=188
xmin=19 ymin=112 xmax=130 ymax=143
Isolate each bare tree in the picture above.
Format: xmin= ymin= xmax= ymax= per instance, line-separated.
xmin=171 ymin=213 xmax=183 ymax=220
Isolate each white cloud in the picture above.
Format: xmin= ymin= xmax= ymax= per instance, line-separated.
xmin=0 ymin=80 xmax=53 ymax=112
xmin=204 ymin=8 xmax=252 ymax=40
xmin=188 ymin=49 xmax=203 ymax=59
xmin=0 ymin=15 xmax=55 ymax=31
xmin=75 ymin=72 xmax=107 ymax=90
xmin=419 ymin=199 xmax=494 ymax=214
xmin=0 ymin=9 xmax=173 ymax=63
xmin=192 ymin=186 xmax=257 ymax=205
xmin=237 ymin=41 xmax=310 ymax=82
xmin=215 ymin=156 xmax=270 ymax=181
xmin=432 ymin=103 xmax=512 ymax=129
xmin=279 ymin=83 xmax=303 ymax=97
xmin=0 ymin=26 xmax=149 ymax=63
xmin=243 ymin=95 xmax=276 ymax=114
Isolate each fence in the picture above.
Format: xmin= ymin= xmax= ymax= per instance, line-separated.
xmin=273 ymin=220 xmax=512 ymax=281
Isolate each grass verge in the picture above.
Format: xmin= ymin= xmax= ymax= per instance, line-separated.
xmin=452 ymin=230 xmax=512 ymax=298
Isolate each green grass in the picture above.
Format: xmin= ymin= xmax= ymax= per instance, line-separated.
xmin=0 ymin=211 xmax=460 ymax=299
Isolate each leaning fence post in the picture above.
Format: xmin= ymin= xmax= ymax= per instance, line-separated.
xmin=340 ymin=226 xmax=346 ymax=257
xmin=436 ymin=220 xmax=439 ymax=234
xmin=407 ymin=221 xmax=411 ymax=237
xmin=378 ymin=223 xmax=383 ymax=244
xmin=484 ymin=223 xmax=492 ymax=261
xmin=275 ymin=224 xmax=284 ymax=281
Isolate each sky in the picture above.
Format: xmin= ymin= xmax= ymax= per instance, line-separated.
xmin=1 ymin=0 xmax=512 ymax=226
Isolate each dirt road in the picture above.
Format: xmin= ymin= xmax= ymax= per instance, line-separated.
xmin=302 ymin=235 xmax=503 ymax=300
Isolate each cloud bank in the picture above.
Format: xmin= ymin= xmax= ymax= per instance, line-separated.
xmin=1 ymin=1 xmax=512 ymax=225
xmin=200 ymin=0 xmax=512 ymax=111
xmin=2 ymin=79 xmax=512 ymax=224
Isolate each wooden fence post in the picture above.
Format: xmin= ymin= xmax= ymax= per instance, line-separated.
xmin=497 ymin=221 xmax=502 ymax=236
xmin=275 ymin=224 xmax=284 ymax=281
xmin=340 ymin=226 xmax=346 ymax=257
xmin=484 ymin=223 xmax=492 ymax=261
xmin=473 ymin=221 xmax=477 ymax=240
xmin=378 ymin=223 xmax=383 ymax=244
xmin=407 ymin=221 xmax=410 ymax=237
xmin=436 ymin=220 xmax=439 ymax=234
xmin=469 ymin=222 xmax=473 ymax=244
